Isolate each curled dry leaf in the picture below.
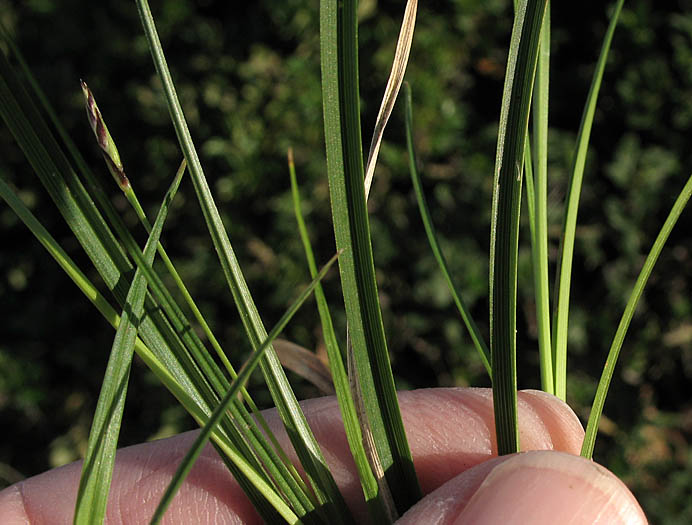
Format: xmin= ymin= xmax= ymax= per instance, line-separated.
xmin=273 ymin=338 xmax=335 ymax=395
xmin=364 ymin=0 xmax=418 ymax=200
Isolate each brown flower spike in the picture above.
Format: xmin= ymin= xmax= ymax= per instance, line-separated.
xmin=80 ymin=79 xmax=130 ymax=191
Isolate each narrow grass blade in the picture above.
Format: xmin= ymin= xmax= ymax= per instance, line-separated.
xmin=581 ymin=173 xmax=692 ymax=459
xmin=320 ymin=0 xmax=422 ymax=512
xmin=403 ymin=82 xmax=491 ymax=376
xmin=0 ymin=44 xmax=304 ymax=522
xmin=80 ymin=80 xmax=245 ymax=395
xmin=289 ymin=151 xmax=394 ymax=522
xmin=552 ymin=0 xmax=625 ymax=400
xmin=0 ymin=44 xmax=192 ymax=398
xmin=0 ymin=170 xmax=223 ymax=450
xmin=81 ymin=81 xmax=285 ymax=481
xmin=490 ymin=0 xmax=548 ymax=455
xmin=524 ymin=138 xmax=536 ymax=231
xmin=364 ymin=0 xmax=418 ymax=199
xmin=0 ymin=48 xmax=216 ymax=422
xmin=0 ymin=173 xmax=210 ymax=440
xmin=74 ymin=165 xmax=183 ymax=524
xmin=151 ymin=252 xmax=340 ymax=524
xmin=106 ymin=173 xmax=320 ymax=518
xmin=134 ymin=2 xmax=351 ymax=519
xmin=346 ymin=331 xmax=398 ymax=521
xmin=530 ymin=4 xmax=554 ymax=394
xmin=0 ymin=174 xmax=118 ymax=334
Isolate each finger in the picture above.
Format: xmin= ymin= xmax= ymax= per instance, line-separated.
xmin=0 ymin=429 xmax=259 ymax=524
xmin=396 ymin=450 xmax=647 ymax=525
xmin=392 ymin=388 xmax=584 ymax=493
xmin=0 ymin=388 xmax=584 ymax=523
xmin=251 ymin=387 xmax=584 ymax=518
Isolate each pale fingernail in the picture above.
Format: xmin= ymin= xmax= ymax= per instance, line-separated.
xmin=456 ymin=451 xmax=647 ymax=525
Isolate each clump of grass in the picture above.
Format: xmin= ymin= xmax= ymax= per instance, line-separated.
xmin=1 ymin=0 xmax=690 ymax=522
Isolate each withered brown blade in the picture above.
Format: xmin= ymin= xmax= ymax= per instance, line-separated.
xmin=273 ymin=339 xmax=335 ymax=395
xmin=364 ymin=0 xmax=419 ymax=200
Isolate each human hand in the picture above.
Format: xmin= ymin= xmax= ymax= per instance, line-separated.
xmin=0 ymin=388 xmax=646 ymax=523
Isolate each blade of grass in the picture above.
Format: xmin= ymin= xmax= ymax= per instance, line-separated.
xmin=289 ymin=150 xmax=395 ymax=522
xmin=0 ymin=43 xmax=211 ymax=414
xmin=0 ymin=174 xmax=119 ymax=337
xmin=490 ymin=0 xmax=548 ymax=455
xmin=134 ymin=2 xmax=351 ymax=519
xmin=320 ymin=0 xmax=422 ymax=513
xmin=552 ymin=0 xmax=625 ymax=400
xmin=3 ymin=162 xmax=307 ymax=522
xmin=0 ymin=171 xmax=209 ymax=430
xmin=512 ymin=0 xmax=552 ymax=394
xmin=80 ymin=80 xmax=249 ymax=397
xmin=74 ymin=162 xmax=183 ymax=524
xmin=78 ymin=85 xmax=313 ymax=517
xmin=524 ymin=138 xmax=536 ymax=230
xmin=0 ymin=169 xmax=226 ymax=450
xmin=79 ymin=82 xmax=298 ymax=496
xmin=403 ymin=82 xmax=491 ymax=377
xmin=530 ymin=3 xmax=554 ymax=394
xmin=363 ymin=0 xmax=418 ymax=199
xmin=102 ymin=168 xmax=319 ymax=519
xmin=581 ymin=172 xmax=692 ymax=459
xmin=2 ymin=28 xmax=240 ymax=407
xmin=0 ymin=45 xmax=303 ymax=522
xmin=151 ymin=252 xmax=341 ymax=524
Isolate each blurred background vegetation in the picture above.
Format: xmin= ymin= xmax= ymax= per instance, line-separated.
xmin=1 ymin=0 xmax=690 ymax=522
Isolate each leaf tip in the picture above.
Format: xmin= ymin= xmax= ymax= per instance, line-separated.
xmin=287 ymin=146 xmax=295 ymax=168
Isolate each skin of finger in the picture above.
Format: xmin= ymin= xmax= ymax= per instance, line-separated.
xmin=0 ymin=388 xmax=584 ymax=524
xmin=397 ymin=451 xmax=646 ymax=525
xmin=253 ymin=387 xmax=584 ymax=518
xmin=395 ymin=456 xmax=511 ymax=525
xmin=393 ymin=388 xmax=584 ymax=493
xmin=0 ymin=430 xmax=260 ymax=525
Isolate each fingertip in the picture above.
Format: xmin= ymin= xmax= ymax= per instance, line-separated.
xmin=398 ymin=451 xmax=646 ymax=525
xmin=458 ymin=451 xmax=646 ymax=524
xmin=0 ymin=483 xmax=31 ymax=525
xmin=519 ymin=389 xmax=585 ymax=454
xmin=9 ymin=461 xmax=81 ymax=523
xmin=397 ymin=388 xmax=495 ymax=492
xmin=395 ymin=388 xmax=586 ymax=493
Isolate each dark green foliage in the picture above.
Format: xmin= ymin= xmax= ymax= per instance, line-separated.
xmin=1 ymin=0 xmax=691 ymax=521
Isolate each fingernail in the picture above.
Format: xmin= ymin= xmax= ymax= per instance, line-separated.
xmin=457 ymin=451 xmax=646 ymax=524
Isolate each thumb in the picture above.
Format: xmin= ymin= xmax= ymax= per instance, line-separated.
xmin=396 ymin=450 xmax=647 ymax=524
